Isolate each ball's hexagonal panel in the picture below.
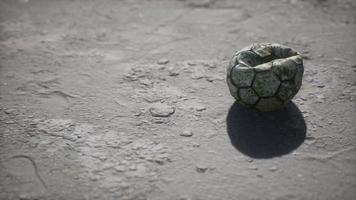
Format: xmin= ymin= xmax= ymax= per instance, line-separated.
xmin=278 ymin=81 xmax=296 ymax=101
xmin=237 ymin=51 xmax=262 ymax=67
xmin=252 ymin=71 xmax=280 ymax=97
xmin=255 ymin=97 xmax=283 ymax=112
xmin=272 ymin=59 xmax=297 ymax=81
xmin=230 ymin=65 xmax=255 ymax=87
xmin=239 ymin=88 xmax=260 ymax=105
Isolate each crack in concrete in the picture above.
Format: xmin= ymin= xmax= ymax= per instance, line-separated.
xmin=8 ymin=155 xmax=48 ymax=190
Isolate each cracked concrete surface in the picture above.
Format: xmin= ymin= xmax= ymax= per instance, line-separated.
xmin=0 ymin=0 xmax=355 ymax=199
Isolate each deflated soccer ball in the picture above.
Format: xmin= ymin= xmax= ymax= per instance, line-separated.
xmin=226 ymin=43 xmax=304 ymax=112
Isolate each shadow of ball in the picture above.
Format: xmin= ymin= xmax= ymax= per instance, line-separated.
xmin=226 ymin=101 xmax=306 ymax=158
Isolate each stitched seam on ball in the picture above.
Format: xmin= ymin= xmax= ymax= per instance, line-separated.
xmin=229 ymin=64 xmax=239 ymax=88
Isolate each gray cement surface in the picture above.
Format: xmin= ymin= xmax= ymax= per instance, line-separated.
xmin=0 ymin=0 xmax=355 ymax=199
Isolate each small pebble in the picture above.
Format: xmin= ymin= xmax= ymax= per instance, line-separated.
xmin=157 ymin=58 xmax=169 ymax=65
xmin=196 ymin=165 xmax=208 ymax=173
xmin=269 ymin=166 xmax=279 ymax=172
xmin=129 ymin=165 xmax=137 ymax=171
xmin=149 ymin=103 xmax=175 ymax=117
xmin=180 ymin=130 xmax=193 ymax=137
xmin=4 ymin=108 xmax=17 ymax=114
xmin=114 ymin=165 xmax=126 ymax=172
xmin=168 ymin=71 xmax=179 ymax=76
xmin=187 ymin=61 xmax=196 ymax=66
xmin=195 ymin=105 xmax=206 ymax=111
xmin=139 ymin=79 xmax=152 ymax=86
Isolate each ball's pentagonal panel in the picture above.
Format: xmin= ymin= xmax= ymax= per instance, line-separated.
xmin=239 ymin=88 xmax=259 ymax=105
xmin=255 ymin=97 xmax=283 ymax=112
xmin=226 ymin=43 xmax=304 ymax=112
xmin=278 ymin=81 xmax=295 ymax=101
xmin=230 ymin=65 xmax=255 ymax=87
xmin=252 ymin=72 xmax=281 ymax=97
xmin=272 ymin=59 xmax=297 ymax=81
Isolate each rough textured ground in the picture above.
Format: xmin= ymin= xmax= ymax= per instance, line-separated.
xmin=0 ymin=0 xmax=355 ymax=199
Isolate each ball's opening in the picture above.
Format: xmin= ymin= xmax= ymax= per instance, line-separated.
xmin=237 ymin=44 xmax=298 ymax=68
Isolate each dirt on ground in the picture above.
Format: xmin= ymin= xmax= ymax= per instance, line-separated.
xmin=0 ymin=0 xmax=355 ymax=200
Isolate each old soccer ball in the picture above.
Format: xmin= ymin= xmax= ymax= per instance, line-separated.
xmin=226 ymin=43 xmax=304 ymax=112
